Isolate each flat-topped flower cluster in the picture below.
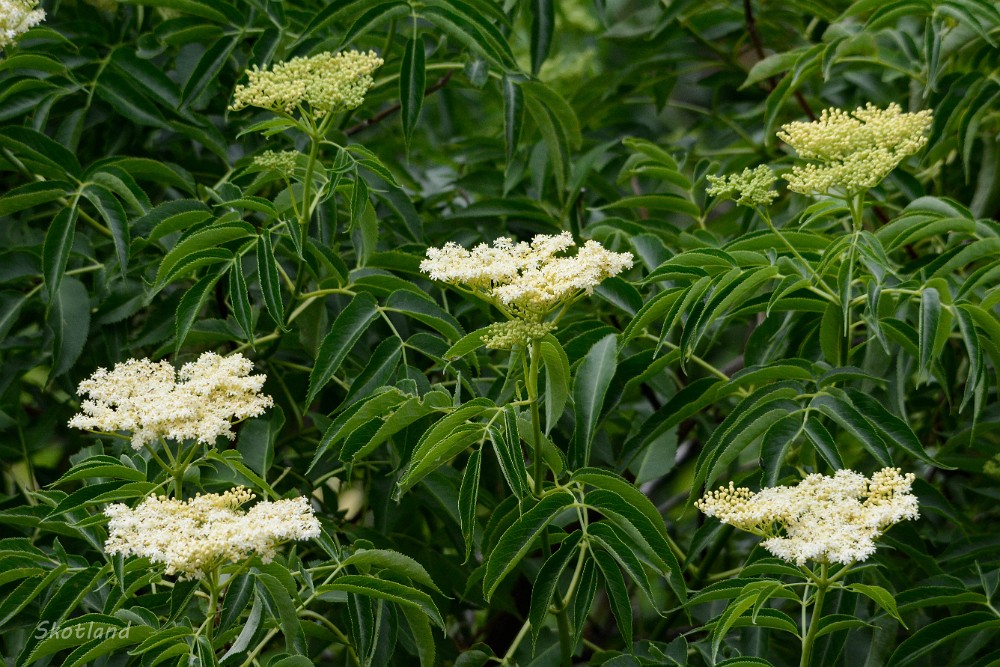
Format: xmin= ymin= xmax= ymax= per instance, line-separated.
xmin=0 ymin=0 xmax=45 ymax=50
xmin=697 ymin=468 xmax=919 ymax=565
xmin=779 ymin=103 xmax=933 ymax=195
xmin=69 ymin=352 xmax=273 ymax=449
xmin=420 ymin=232 xmax=633 ymax=324
xmin=230 ymin=50 xmax=384 ymax=119
xmin=104 ymin=488 xmax=320 ymax=579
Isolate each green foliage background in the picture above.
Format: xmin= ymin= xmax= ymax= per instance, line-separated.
xmin=1 ymin=0 xmax=999 ymax=665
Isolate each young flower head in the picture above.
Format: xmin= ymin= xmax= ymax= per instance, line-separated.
xmin=253 ymin=149 xmax=299 ymax=176
xmin=420 ymin=232 xmax=632 ymax=332
xmin=104 ymin=488 xmax=320 ymax=580
xmin=68 ymin=352 xmax=273 ymax=450
xmin=706 ymin=166 xmax=778 ymax=208
xmin=230 ymin=50 xmax=384 ymax=119
xmin=778 ymin=103 xmax=933 ymax=195
xmin=697 ymin=468 xmax=919 ymax=566
xmin=0 ymin=0 xmax=45 ymax=51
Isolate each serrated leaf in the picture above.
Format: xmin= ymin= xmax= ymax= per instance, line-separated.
xmin=42 ymin=204 xmax=78 ymax=300
xmin=320 ymin=575 xmax=444 ymax=629
xmin=528 ymin=530 xmax=582 ymax=648
xmin=400 ymin=34 xmax=426 ymax=146
xmin=307 ymin=292 xmax=379 ymax=405
xmin=571 ymin=334 xmax=617 ymax=468
xmin=483 ymin=490 xmax=574 ymax=600
xmin=256 ymin=228 xmax=286 ymax=331
xmin=459 ymin=448 xmax=482 ymax=562
xmin=49 ymin=277 xmax=90 ymax=377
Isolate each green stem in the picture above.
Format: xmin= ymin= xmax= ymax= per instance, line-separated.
xmin=205 ymin=569 xmax=219 ymax=649
xmin=800 ymin=563 xmax=829 ymax=667
xmin=527 ymin=339 xmax=545 ymax=498
xmin=525 ymin=338 xmax=573 ymax=666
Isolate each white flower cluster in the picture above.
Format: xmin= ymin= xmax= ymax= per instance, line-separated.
xmin=706 ymin=166 xmax=779 ymax=208
xmin=104 ymin=488 xmax=320 ymax=579
xmin=253 ymin=149 xmax=299 ymax=175
xmin=778 ymin=103 xmax=933 ymax=195
xmin=68 ymin=352 xmax=273 ymax=450
xmin=230 ymin=50 xmax=384 ymax=119
xmin=697 ymin=468 xmax=919 ymax=566
xmin=0 ymin=0 xmax=45 ymax=50
xmin=420 ymin=232 xmax=633 ymax=320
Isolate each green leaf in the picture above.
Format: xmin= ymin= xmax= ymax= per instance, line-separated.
xmin=501 ymin=74 xmax=522 ymax=165
xmin=82 ymin=183 xmax=130 ymax=277
xmin=529 ymin=0 xmax=554 ymax=76
xmin=49 ymin=277 xmax=90 ymax=378
xmin=810 ymin=392 xmax=892 ymax=466
xmin=400 ymin=604 xmax=436 ymax=667
xmin=761 ymin=413 xmax=805 ymax=485
xmin=339 ymin=2 xmax=410 ymax=47
xmin=483 ymin=490 xmax=574 ymax=600
xmin=182 ymin=37 xmax=237 ymax=105
xmin=918 ymin=287 xmax=941 ymax=382
xmin=307 ymin=292 xmax=379 ymax=405
xmin=541 ymin=339 xmax=570 ymax=434
xmin=528 ymin=530 xmax=583 ymax=648
xmin=320 ymin=575 xmax=445 ymax=629
xmin=0 ymin=180 xmax=70 ymax=216
xmin=598 ymin=194 xmax=700 ymax=218
xmin=341 ymin=548 xmax=441 ymax=592
xmin=341 ymin=337 xmax=403 ymax=408
xmin=887 ymin=612 xmax=1000 ymax=667
xmin=588 ymin=521 xmax=655 ymax=607
xmin=843 ymin=389 xmax=945 ymax=467
xmin=156 ymin=221 xmax=253 ymax=286
xmin=256 ymin=572 xmax=307 ymax=655
xmin=256 ymin=228 xmax=286 ymax=331
xmin=711 ymin=592 xmax=757 ymax=661
xmin=174 ymin=270 xmax=223 ymax=356
xmin=592 ymin=547 xmax=633 ymax=649
xmin=847 ymin=583 xmax=906 ymax=625
xmin=237 ymin=407 xmax=284 ymax=479
xmin=0 ymin=126 xmax=82 ymax=179
xmin=400 ymin=34 xmax=426 ymax=146
xmin=229 ymin=259 xmax=255 ymax=344
xmin=571 ymin=334 xmax=618 ymax=468
xmin=399 ymin=423 xmax=486 ymax=494
xmin=42 ymin=204 xmax=78 ymax=300
xmin=459 ymin=448 xmax=482 ymax=562
xmin=384 ymin=290 xmax=464 ymax=341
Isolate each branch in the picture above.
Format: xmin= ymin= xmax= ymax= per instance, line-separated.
xmin=743 ymin=0 xmax=816 ymax=120
xmin=345 ymin=70 xmax=455 ymax=136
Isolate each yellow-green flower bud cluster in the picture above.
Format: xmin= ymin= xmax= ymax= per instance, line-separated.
xmin=254 ymin=149 xmax=299 ymax=175
xmin=0 ymin=0 xmax=44 ymax=50
xmin=706 ymin=166 xmax=778 ymax=208
xmin=697 ymin=468 xmax=919 ymax=566
xmin=778 ymin=103 xmax=932 ymax=195
xmin=230 ymin=50 xmax=384 ymax=119
xmin=482 ymin=320 xmax=557 ymax=349
xmin=104 ymin=487 xmax=320 ymax=580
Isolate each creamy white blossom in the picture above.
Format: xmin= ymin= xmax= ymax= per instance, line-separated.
xmin=778 ymin=103 xmax=932 ymax=195
xmin=68 ymin=352 xmax=273 ymax=449
xmin=104 ymin=488 xmax=320 ymax=579
xmin=230 ymin=50 xmax=384 ymax=119
xmin=697 ymin=468 xmax=919 ymax=566
xmin=420 ymin=232 xmax=632 ymax=323
xmin=1 ymin=0 xmax=45 ymax=50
